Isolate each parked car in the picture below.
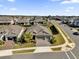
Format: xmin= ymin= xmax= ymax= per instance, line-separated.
xmin=73 ymin=32 xmax=79 ymax=35
xmin=62 ymin=20 xmax=68 ymax=24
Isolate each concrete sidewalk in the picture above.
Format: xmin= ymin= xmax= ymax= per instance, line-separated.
xmin=0 ymin=50 xmax=12 ymax=57
xmin=34 ymin=47 xmax=52 ymax=53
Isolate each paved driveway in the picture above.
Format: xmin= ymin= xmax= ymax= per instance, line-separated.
xmin=36 ymin=38 xmax=51 ymax=46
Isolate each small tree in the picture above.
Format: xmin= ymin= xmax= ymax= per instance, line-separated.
xmin=23 ymin=32 xmax=32 ymax=43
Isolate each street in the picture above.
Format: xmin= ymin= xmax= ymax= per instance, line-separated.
xmin=0 ymin=52 xmax=68 ymax=59
xmin=58 ymin=21 xmax=79 ymax=59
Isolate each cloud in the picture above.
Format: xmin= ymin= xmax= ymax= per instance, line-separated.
xmin=10 ymin=8 xmax=17 ymax=11
xmin=68 ymin=7 xmax=74 ymax=9
xmin=61 ymin=0 xmax=79 ymax=4
xmin=64 ymin=7 xmax=74 ymax=12
xmin=7 ymin=0 xmax=15 ymax=2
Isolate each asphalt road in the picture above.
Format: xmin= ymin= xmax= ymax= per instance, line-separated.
xmin=0 ymin=21 xmax=79 ymax=59
xmin=58 ymin=21 xmax=79 ymax=59
xmin=0 ymin=52 xmax=68 ymax=59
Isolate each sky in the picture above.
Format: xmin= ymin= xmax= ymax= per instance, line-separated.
xmin=0 ymin=0 xmax=79 ymax=16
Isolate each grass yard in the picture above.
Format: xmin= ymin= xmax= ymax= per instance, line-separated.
xmin=13 ymin=49 xmax=35 ymax=54
xmin=51 ymin=47 xmax=62 ymax=51
xmin=52 ymin=20 xmax=73 ymax=43
xmin=13 ymin=43 xmax=36 ymax=49
xmin=52 ymin=34 xmax=65 ymax=46
xmin=48 ymin=23 xmax=65 ymax=46
xmin=0 ymin=45 xmax=4 ymax=50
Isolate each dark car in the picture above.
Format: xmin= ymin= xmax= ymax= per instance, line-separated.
xmin=73 ymin=32 xmax=79 ymax=35
xmin=62 ymin=20 xmax=68 ymax=24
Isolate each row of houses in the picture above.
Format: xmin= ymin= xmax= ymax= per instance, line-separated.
xmin=68 ymin=18 xmax=79 ymax=27
xmin=0 ymin=16 xmax=51 ymax=43
xmin=0 ymin=16 xmax=48 ymax=25
xmin=61 ymin=17 xmax=79 ymax=27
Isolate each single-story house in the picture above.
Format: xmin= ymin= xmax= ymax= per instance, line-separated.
xmin=26 ymin=24 xmax=53 ymax=42
xmin=0 ymin=19 xmax=14 ymax=25
xmin=68 ymin=19 xmax=79 ymax=27
xmin=0 ymin=25 xmax=23 ymax=42
xmin=0 ymin=16 xmax=14 ymax=25
xmin=5 ymin=33 xmax=17 ymax=42
xmin=29 ymin=16 xmax=46 ymax=25
xmin=15 ymin=18 xmax=31 ymax=25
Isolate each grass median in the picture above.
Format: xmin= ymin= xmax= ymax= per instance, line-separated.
xmin=13 ymin=49 xmax=35 ymax=54
xmin=51 ymin=47 xmax=62 ymax=51
xmin=53 ymin=20 xmax=72 ymax=43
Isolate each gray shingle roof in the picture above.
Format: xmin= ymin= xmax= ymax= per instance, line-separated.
xmin=0 ymin=25 xmax=22 ymax=36
xmin=27 ymin=24 xmax=52 ymax=36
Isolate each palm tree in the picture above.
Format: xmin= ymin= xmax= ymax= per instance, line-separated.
xmin=23 ymin=32 xmax=32 ymax=43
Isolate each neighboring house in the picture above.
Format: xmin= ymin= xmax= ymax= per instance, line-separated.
xmin=0 ymin=25 xmax=24 ymax=42
xmin=15 ymin=17 xmax=31 ymax=25
xmin=68 ymin=19 xmax=79 ymax=27
xmin=0 ymin=16 xmax=47 ymax=25
xmin=30 ymin=16 xmax=47 ymax=25
xmin=34 ymin=16 xmax=45 ymax=24
xmin=14 ymin=16 xmax=34 ymax=25
xmin=0 ymin=16 xmax=14 ymax=25
xmin=26 ymin=24 xmax=53 ymax=42
xmin=0 ymin=19 xmax=14 ymax=25
xmin=34 ymin=19 xmax=45 ymax=24
xmin=54 ymin=16 xmax=61 ymax=21
xmin=5 ymin=33 xmax=17 ymax=42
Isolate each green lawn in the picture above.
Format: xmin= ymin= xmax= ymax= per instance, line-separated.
xmin=13 ymin=43 xmax=36 ymax=49
xmin=52 ymin=34 xmax=65 ymax=46
xmin=51 ymin=47 xmax=62 ymax=51
xmin=52 ymin=20 xmax=73 ymax=44
xmin=13 ymin=49 xmax=35 ymax=54
xmin=47 ymin=23 xmax=65 ymax=46
xmin=0 ymin=42 xmax=36 ymax=50
xmin=55 ymin=21 xmax=72 ymax=43
xmin=0 ymin=45 xmax=4 ymax=50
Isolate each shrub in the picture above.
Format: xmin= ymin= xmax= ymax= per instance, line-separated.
xmin=0 ymin=40 xmax=4 ymax=45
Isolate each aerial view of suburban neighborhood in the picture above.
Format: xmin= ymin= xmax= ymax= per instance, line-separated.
xmin=0 ymin=0 xmax=79 ymax=59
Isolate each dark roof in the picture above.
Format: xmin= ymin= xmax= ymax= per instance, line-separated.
xmin=27 ymin=24 xmax=52 ymax=36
